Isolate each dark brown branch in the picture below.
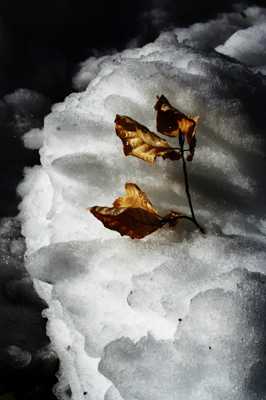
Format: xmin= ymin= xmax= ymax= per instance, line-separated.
xmin=180 ymin=148 xmax=205 ymax=234
xmin=164 ymin=147 xmax=190 ymax=151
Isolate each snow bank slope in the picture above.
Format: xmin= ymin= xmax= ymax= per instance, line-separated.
xmin=19 ymin=7 xmax=266 ymax=400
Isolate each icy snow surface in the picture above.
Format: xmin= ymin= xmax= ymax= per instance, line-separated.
xmin=19 ymin=6 xmax=266 ymax=400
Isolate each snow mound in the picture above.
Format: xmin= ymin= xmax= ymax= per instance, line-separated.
xmin=19 ymin=6 xmax=266 ymax=400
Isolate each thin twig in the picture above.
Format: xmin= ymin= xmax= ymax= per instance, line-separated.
xmin=165 ymin=215 xmax=197 ymax=224
xmin=180 ymin=147 xmax=205 ymax=234
xmin=165 ymin=147 xmax=190 ymax=151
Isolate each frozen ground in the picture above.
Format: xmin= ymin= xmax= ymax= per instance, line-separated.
xmin=19 ymin=6 xmax=266 ymax=400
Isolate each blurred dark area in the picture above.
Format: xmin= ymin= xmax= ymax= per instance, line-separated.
xmin=0 ymin=0 xmax=258 ymax=101
xmin=0 ymin=218 xmax=58 ymax=400
xmin=0 ymin=1 xmax=264 ymax=399
xmin=0 ymin=89 xmax=51 ymax=217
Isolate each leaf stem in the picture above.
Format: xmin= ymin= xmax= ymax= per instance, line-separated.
xmin=180 ymin=147 xmax=205 ymax=234
xmin=165 ymin=147 xmax=190 ymax=151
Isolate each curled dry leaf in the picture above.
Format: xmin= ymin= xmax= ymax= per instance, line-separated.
xmin=89 ymin=183 xmax=181 ymax=239
xmin=154 ymin=95 xmax=199 ymax=160
xmin=115 ymin=114 xmax=180 ymax=164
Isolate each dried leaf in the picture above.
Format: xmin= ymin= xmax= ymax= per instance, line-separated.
xmin=115 ymin=114 xmax=180 ymax=164
xmin=113 ymin=182 xmax=158 ymax=215
xmin=154 ymin=95 xmax=199 ymax=160
xmin=89 ymin=183 xmax=181 ymax=239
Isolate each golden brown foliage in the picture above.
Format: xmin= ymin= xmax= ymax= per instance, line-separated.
xmin=154 ymin=95 xmax=199 ymax=160
xmin=115 ymin=115 xmax=180 ymax=164
xmin=89 ymin=183 xmax=180 ymax=239
xmin=88 ymin=95 xmax=203 ymax=238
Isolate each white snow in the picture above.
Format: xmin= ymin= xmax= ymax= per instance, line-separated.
xmin=19 ymin=6 xmax=266 ymax=400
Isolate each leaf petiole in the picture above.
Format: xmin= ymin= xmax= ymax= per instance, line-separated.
xmin=180 ymin=145 xmax=205 ymax=234
xmin=165 ymin=147 xmax=190 ymax=152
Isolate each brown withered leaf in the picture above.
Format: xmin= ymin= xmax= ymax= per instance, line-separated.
xmin=115 ymin=114 xmax=180 ymax=164
xmin=154 ymin=95 xmax=199 ymax=160
xmin=113 ymin=182 xmax=158 ymax=214
xmin=154 ymin=95 xmax=199 ymax=140
xmin=89 ymin=183 xmax=181 ymax=239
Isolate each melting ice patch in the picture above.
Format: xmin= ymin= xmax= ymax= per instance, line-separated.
xmin=19 ymin=6 xmax=266 ymax=400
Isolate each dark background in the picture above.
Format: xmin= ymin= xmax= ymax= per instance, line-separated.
xmin=0 ymin=1 xmax=265 ymax=400
xmin=0 ymin=0 xmax=255 ymax=101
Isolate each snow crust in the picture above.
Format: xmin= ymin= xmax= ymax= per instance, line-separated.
xmin=19 ymin=6 xmax=266 ymax=400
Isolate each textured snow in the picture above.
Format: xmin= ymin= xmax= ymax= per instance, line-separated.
xmin=19 ymin=6 xmax=266 ymax=400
